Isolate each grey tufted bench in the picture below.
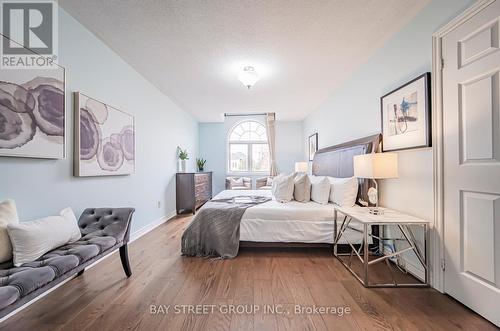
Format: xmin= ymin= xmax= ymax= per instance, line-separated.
xmin=0 ymin=207 xmax=134 ymax=320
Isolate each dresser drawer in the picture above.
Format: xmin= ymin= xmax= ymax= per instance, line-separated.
xmin=195 ymin=183 xmax=209 ymax=196
xmin=196 ymin=193 xmax=210 ymax=204
xmin=194 ymin=173 xmax=210 ymax=185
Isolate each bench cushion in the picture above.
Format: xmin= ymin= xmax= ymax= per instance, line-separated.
xmin=0 ymin=234 xmax=117 ymax=310
xmin=0 ymin=207 xmax=134 ymax=319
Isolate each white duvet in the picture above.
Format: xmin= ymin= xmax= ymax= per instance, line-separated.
xmin=213 ymin=190 xmax=366 ymax=244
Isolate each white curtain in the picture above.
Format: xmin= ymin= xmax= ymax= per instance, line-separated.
xmin=266 ymin=113 xmax=278 ymax=176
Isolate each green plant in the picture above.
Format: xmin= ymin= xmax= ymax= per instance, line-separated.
xmin=177 ymin=146 xmax=189 ymax=160
xmin=196 ymin=158 xmax=206 ymax=171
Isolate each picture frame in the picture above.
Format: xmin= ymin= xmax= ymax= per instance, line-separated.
xmin=74 ymin=92 xmax=136 ymax=177
xmin=0 ymin=34 xmax=66 ymax=159
xmin=381 ymin=72 xmax=431 ymax=152
xmin=308 ymin=133 xmax=318 ymax=161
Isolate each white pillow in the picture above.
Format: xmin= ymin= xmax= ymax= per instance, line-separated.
xmin=0 ymin=199 xmax=19 ymax=263
xmin=230 ymin=177 xmax=244 ymax=187
xmin=293 ymin=173 xmax=311 ymax=202
xmin=266 ymin=177 xmax=273 ymax=186
xmin=271 ymin=173 xmax=295 ymax=203
xmin=7 ymin=207 xmax=82 ymax=266
xmin=328 ymin=176 xmax=359 ymax=207
xmin=309 ymin=175 xmax=330 ymax=205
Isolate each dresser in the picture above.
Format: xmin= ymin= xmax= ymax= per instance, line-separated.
xmin=176 ymin=172 xmax=212 ymax=214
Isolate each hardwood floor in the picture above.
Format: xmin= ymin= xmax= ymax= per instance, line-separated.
xmin=1 ymin=216 xmax=496 ymax=331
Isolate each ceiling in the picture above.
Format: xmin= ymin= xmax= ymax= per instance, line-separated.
xmin=59 ymin=0 xmax=429 ymax=122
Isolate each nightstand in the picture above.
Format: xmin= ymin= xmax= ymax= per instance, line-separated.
xmin=334 ymin=206 xmax=429 ymax=288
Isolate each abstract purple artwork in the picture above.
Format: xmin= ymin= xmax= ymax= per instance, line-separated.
xmin=0 ymin=71 xmax=66 ymax=159
xmin=74 ymin=92 xmax=135 ymax=176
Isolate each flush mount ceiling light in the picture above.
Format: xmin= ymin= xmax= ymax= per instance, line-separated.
xmin=238 ymin=66 xmax=259 ymax=89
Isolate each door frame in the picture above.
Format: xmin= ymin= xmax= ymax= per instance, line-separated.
xmin=431 ymin=0 xmax=495 ymax=292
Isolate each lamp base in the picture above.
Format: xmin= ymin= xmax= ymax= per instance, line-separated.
xmin=368 ymin=207 xmax=384 ymax=215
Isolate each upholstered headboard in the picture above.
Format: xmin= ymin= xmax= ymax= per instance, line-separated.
xmin=312 ymin=134 xmax=382 ymax=206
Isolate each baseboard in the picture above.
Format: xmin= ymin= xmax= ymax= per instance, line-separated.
xmin=130 ymin=211 xmax=176 ymax=243
xmin=0 ymin=212 xmax=176 ymax=324
xmin=403 ymin=259 xmax=425 ymax=282
xmin=382 ymin=226 xmax=426 ymax=283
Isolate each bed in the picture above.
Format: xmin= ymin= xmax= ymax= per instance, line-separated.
xmin=213 ymin=189 xmax=365 ymax=244
xmin=219 ymin=134 xmax=382 ymax=246
xmin=181 ymin=134 xmax=381 ymax=256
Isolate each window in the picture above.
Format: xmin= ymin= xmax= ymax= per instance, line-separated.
xmin=228 ymin=120 xmax=269 ymax=173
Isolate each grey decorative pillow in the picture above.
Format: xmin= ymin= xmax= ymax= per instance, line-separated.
xmin=293 ymin=173 xmax=311 ymax=202
xmin=0 ymin=199 xmax=19 ymax=263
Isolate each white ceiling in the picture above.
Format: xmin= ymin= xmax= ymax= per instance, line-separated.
xmin=60 ymin=0 xmax=429 ymax=122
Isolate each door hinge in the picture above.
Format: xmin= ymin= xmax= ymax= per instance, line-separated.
xmin=441 ymin=258 xmax=446 ymax=271
xmin=441 ymin=58 xmax=445 ymax=69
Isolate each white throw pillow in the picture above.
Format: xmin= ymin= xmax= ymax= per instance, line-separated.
xmin=309 ymin=175 xmax=330 ymax=205
xmin=271 ymin=173 xmax=295 ymax=203
xmin=266 ymin=177 xmax=273 ymax=186
xmin=7 ymin=207 xmax=82 ymax=266
xmin=328 ymin=176 xmax=359 ymax=207
xmin=0 ymin=199 xmax=19 ymax=263
xmin=293 ymin=173 xmax=311 ymax=202
xmin=230 ymin=177 xmax=244 ymax=187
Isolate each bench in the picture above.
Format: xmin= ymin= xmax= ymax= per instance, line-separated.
xmin=0 ymin=207 xmax=134 ymax=320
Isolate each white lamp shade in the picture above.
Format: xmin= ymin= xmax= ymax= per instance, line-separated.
xmin=295 ymin=161 xmax=308 ymax=173
xmin=353 ymin=153 xmax=398 ymax=179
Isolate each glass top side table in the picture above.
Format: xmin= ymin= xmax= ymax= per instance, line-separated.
xmin=334 ymin=206 xmax=429 ymax=288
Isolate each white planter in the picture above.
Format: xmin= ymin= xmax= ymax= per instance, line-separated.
xmin=178 ymin=159 xmax=186 ymax=172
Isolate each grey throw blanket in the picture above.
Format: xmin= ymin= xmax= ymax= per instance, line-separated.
xmin=181 ymin=196 xmax=271 ymax=258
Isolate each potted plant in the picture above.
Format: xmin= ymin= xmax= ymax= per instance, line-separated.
xmin=177 ymin=147 xmax=189 ymax=172
xmin=196 ymin=158 xmax=206 ymax=172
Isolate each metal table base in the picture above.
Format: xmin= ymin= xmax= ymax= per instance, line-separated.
xmin=333 ymin=210 xmax=429 ymax=288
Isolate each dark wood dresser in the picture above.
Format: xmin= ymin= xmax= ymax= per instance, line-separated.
xmin=176 ymin=172 xmax=212 ymax=214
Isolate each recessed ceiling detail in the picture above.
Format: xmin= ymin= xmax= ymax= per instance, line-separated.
xmin=60 ymin=0 xmax=429 ymax=122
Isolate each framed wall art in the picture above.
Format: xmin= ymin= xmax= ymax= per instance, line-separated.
xmin=308 ymin=132 xmax=318 ymax=161
xmin=381 ymin=72 xmax=431 ymax=152
xmin=0 ymin=34 xmax=66 ymax=159
xmin=74 ymin=92 xmax=135 ymax=177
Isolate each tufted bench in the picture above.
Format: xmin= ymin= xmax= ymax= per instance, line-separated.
xmin=0 ymin=207 xmax=134 ymax=320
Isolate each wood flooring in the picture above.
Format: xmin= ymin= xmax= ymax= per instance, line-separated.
xmin=1 ymin=215 xmax=496 ymax=331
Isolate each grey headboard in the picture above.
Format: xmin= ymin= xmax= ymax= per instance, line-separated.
xmin=312 ymin=134 xmax=382 ymax=205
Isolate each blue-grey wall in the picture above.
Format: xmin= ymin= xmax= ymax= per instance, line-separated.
xmin=275 ymin=121 xmax=303 ymax=173
xmin=303 ymin=0 xmax=473 ymax=219
xmin=199 ymin=122 xmax=226 ymax=194
xmin=302 ymin=0 xmax=474 ymax=277
xmin=0 ymin=8 xmax=198 ymax=234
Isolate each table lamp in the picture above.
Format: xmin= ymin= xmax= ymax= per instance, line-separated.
xmin=353 ymin=153 xmax=398 ymax=215
xmin=295 ymin=161 xmax=308 ymax=173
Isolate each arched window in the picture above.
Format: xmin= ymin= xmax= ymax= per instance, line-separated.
xmin=228 ymin=120 xmax=270 ymax=172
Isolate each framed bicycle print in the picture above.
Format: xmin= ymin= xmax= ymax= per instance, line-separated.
xmin=381 ymin=72 xmax=431 ymax=152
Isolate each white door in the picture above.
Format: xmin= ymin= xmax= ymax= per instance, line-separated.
xmin=443 ymin=0 xmax=500 ymax=326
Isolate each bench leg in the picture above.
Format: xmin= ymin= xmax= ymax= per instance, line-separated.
xmin=77 ymin=269 xmax=84 ymax=276
xmin=119 ymin=244 xmax=132 ymax=277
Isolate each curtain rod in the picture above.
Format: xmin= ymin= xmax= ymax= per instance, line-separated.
xmin=224 ymin=112 xmax=268 ymax=117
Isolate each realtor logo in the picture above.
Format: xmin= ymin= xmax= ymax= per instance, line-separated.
xmin=1 ymin=0 xmax=58 ymax=68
